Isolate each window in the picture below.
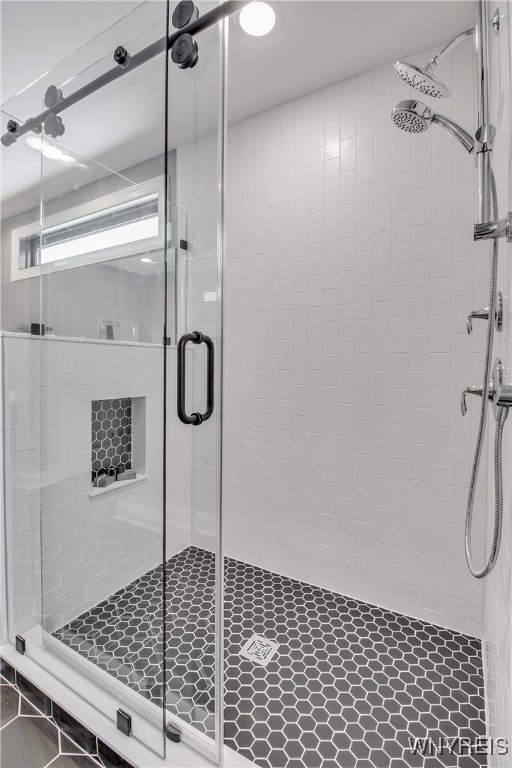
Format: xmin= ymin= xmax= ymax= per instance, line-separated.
xmin=11 ymin=179 xmax=164 ymax=281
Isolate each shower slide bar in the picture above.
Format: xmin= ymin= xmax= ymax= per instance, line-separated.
xmin=1 ymin=0 xmax=248 ymax=147
xmin=391 ymin=0 xmax=511 ymax=578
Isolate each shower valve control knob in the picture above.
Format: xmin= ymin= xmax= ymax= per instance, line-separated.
xmin=466 ymin=292 xmax=503 ymax=334
xmin=460 ymin=381 xmax=495 ymax=416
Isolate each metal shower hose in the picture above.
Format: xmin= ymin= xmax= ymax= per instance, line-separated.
xmin=465 ymin=171 xmax=505 ymax=578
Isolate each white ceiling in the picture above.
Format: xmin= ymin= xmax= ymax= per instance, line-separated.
xmin=1 ymin=0 xmax=475 ymax=218
xmin=0 ymin=1 xmax=142 ymax=104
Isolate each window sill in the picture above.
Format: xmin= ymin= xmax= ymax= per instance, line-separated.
xmin=89 ymin=473 xmax=147 ymax=498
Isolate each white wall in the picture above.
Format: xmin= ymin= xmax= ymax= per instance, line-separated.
xmin=483 ymin=8 xmax=512 ymax=763
xmin=2 ymin=333 xmax=191 ymax=636
xmin=178 ymin=43 xmax=488 ymax=636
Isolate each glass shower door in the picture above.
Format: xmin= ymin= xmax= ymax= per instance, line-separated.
xmin=164 ymin=1 xmax=227 ymax=761
xmin=2 ymin=0 xmax=228 ymax=761
xmin=37 ymin=3 xmax=170 ymax=757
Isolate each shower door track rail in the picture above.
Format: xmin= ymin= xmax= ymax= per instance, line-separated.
xmin=0 ymin=0 xmax=247 ymax=148
xmin=30 ymin=625 xmax=221 ymax=765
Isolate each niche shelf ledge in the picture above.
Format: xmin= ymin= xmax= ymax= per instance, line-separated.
xmin=89 ymin=474 xmax=147 ymax=498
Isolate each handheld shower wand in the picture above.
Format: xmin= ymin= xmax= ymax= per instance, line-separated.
xmin=391 ymin=100 xmax=474 ymax=153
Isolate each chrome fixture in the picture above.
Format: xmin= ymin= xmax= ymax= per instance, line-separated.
xmin=462 ymin=0 xmax=503 ymax=580
xmin=460 ymin=380 xmax=494 ymax=416
xmin=391 ymin=100 xmax=475 ymax=153
xmin=492 ymin=358 xmax=512 ymax=419
xmin=463 ymin=357 xmax=511 ymax=576
xmin=474 ymin=211 xmax=512 ymax=241
xmin=394 ymin=60 xmax=451 ymax=98
xmin=464 ymin=168 xmax=501 ymax=579
xmin=394 ymin=10 xmax=499 ymax=98
xmin=466 ymin=291 xmax=503 ymax=333
xmin=392 ymin=1 xmax=506 ymax=579
xmin=475 ymin=2 xmax=494 ymax=223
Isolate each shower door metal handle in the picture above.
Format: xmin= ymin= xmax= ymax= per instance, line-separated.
xmin=177 ymin=331 xmax=214 ymax=426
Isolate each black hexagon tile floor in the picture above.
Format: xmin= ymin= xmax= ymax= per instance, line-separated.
xmin=55 ymin=546 xmax=486 ymax=768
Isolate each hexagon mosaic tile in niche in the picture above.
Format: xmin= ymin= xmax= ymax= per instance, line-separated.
xmin=55 ymin=547 xmax=487 ymax=768
xmin=91 ymin=398 xmax=132 ymax=480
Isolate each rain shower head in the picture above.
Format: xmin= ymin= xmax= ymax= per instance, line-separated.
xmin=391 ymin=100 xmax=474 ymax=154
xmin=394 ymin=60 xmax=450 ymax=99
xmin=393 ymin=25 xmax=478 ymax=99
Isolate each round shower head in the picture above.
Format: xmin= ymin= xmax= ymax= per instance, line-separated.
xmin=391 ymin=100 xmax=431 ymax=134
xmin=394 ymin=60 xmax=450 ymax=99
xmin=391 ymin=100 xmax=474 ymax=153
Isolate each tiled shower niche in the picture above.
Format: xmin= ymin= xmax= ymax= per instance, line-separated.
xmin=91 ymin=398 xmax=132 ymax=481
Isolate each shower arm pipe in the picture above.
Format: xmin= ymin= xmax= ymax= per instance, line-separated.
xmin=425 ymin=12 xmax=498 ymax=72
xmin=426 ymin=27 xmax=476 ymax=70
xmin=0 ymin=0 xmax=248 ymax=148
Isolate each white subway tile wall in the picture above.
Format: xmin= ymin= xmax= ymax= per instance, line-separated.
xmin=177 ymin=45 xmax=489 ymax=636
xmin=176 ymin=138 xmax=222 ymax=553
xmin=2 ymin=333 xmax=41 ymax=637
xmin=2 ymin=334 xmax=192 ymax=635
xmin=483 ymin=11 xmax=512 ymax=765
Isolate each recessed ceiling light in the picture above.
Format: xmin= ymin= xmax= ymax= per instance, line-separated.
xmin=25 ymin=135 xmax=77 ymax=164
xmin=239 ymin=2 xmax=276 ymax=36
xmin=140 ymin=257 xmax=154 ymax=263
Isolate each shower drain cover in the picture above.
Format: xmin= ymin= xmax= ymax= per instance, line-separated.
xmin=240 ymin=635 xmax=279 ymax=667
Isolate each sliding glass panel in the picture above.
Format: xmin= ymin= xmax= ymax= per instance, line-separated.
xmin=165 ymin=0 xmax=226 ymax=761
xmin=1 ymin=107 xmax=44 ymax=645
xmin=2 ymin=0 xmax=229 ymax=760
xmin=1 ymin=2 xmax=170 ymax=757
